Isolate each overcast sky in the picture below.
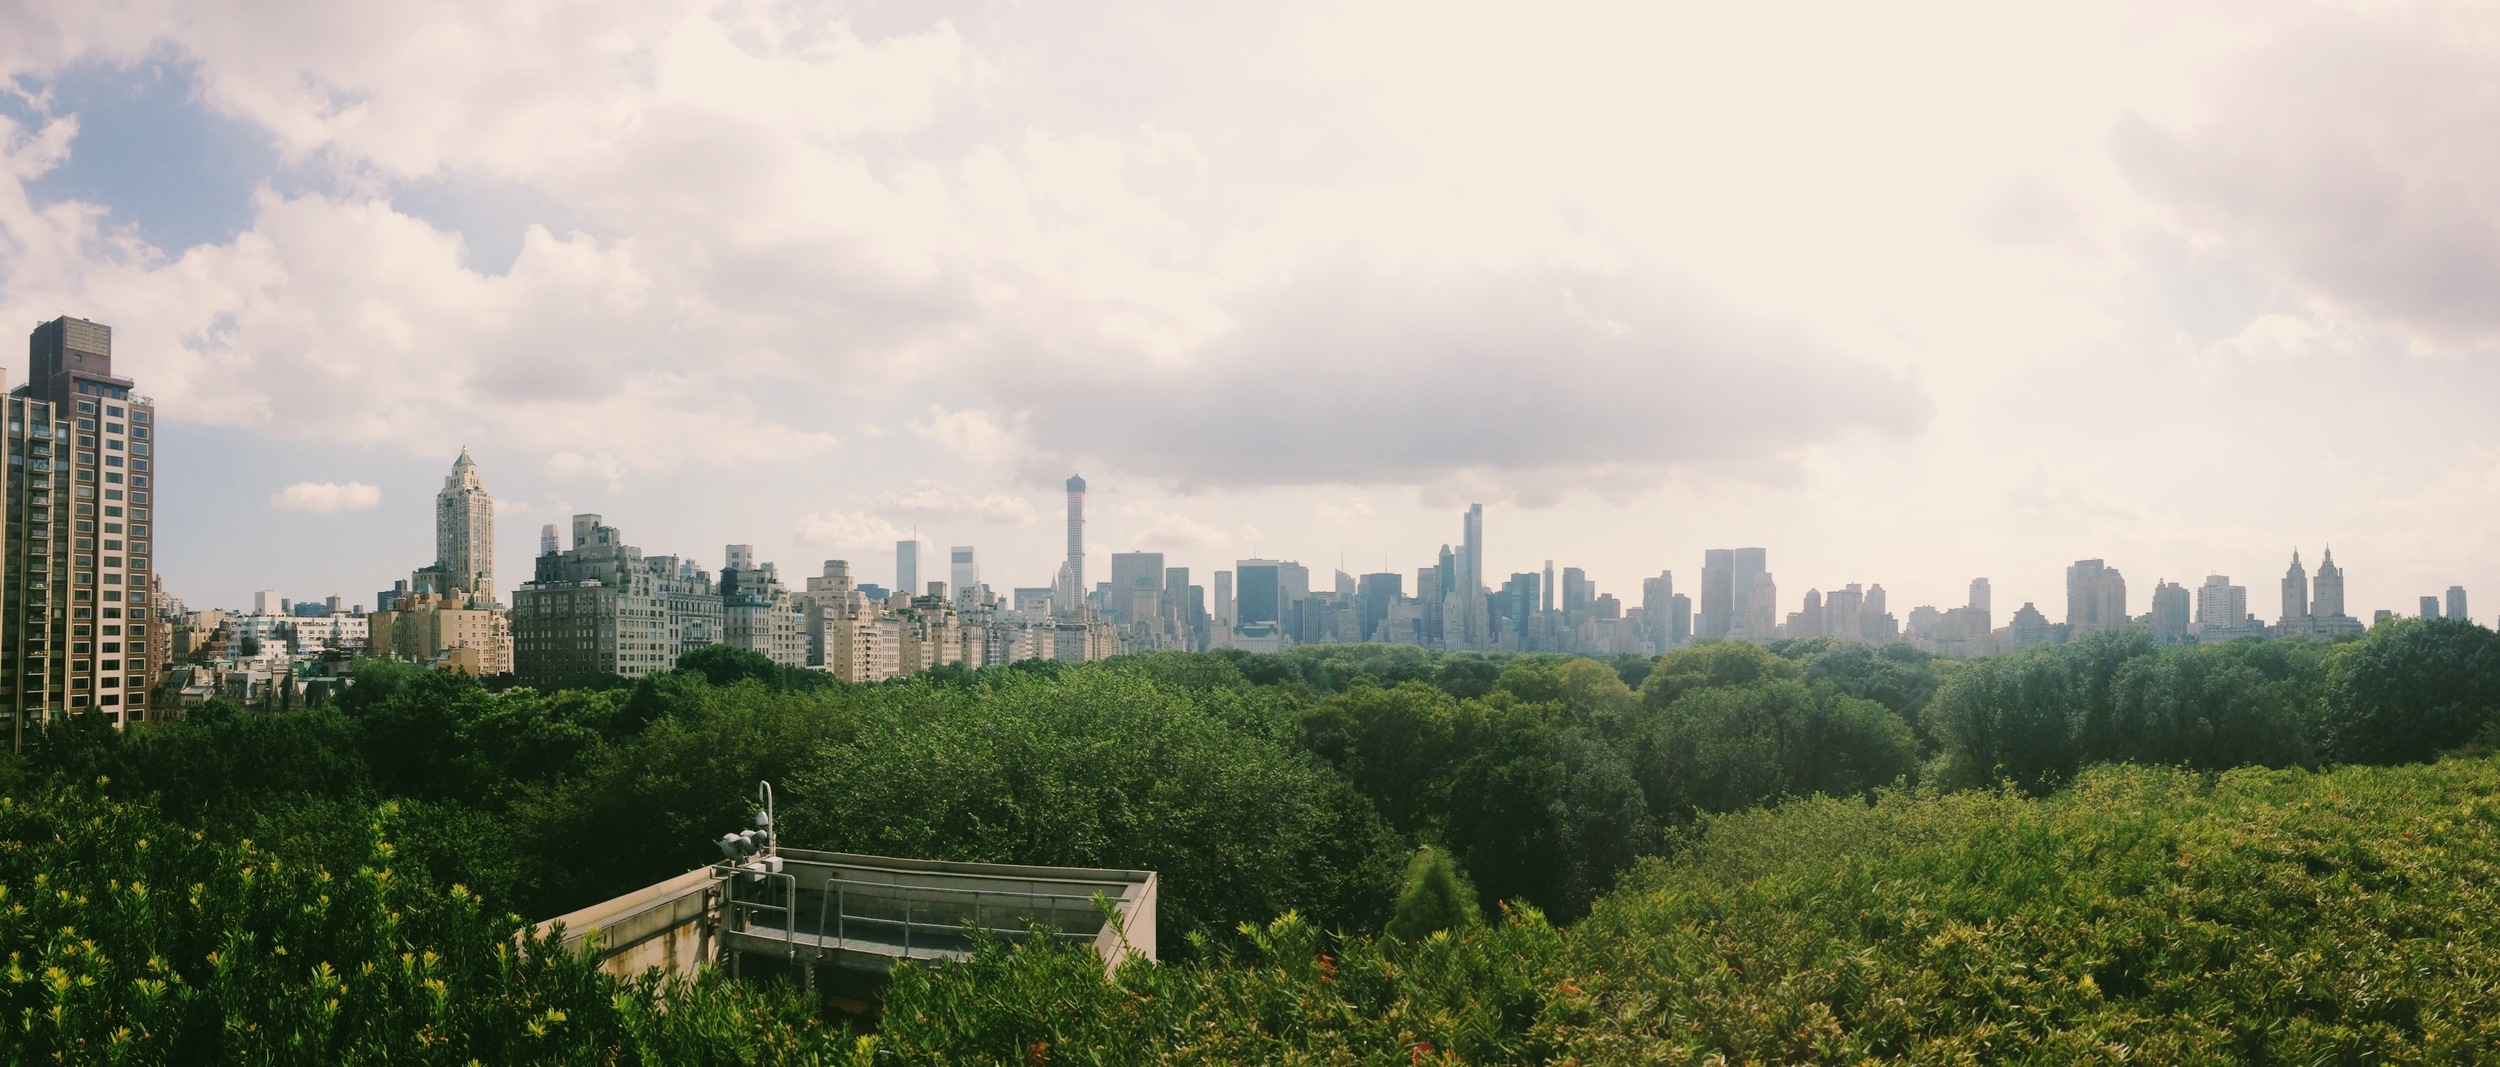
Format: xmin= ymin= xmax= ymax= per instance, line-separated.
xmin=4 ymin=0 xmax=2498 ymax=623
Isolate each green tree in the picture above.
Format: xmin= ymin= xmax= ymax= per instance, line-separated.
xmin=2323 ymin=617 xmax=2500 ymax=764
xmin=1384 ymin=846 xmax=1482 ymax=940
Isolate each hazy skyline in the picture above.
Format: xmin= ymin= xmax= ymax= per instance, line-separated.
xmin=4 ymin=1 xmax=2498 ymax=619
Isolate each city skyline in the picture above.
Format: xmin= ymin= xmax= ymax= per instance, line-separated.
xmin=7 ymin=3 xmax=2500 ymax=626
xmin=158 ymin=440 xmax=2482 ymax=639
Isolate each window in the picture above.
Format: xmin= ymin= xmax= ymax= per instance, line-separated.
xmin=75 ymin=403 xmax=93 ymax=414
xmin=104 ymin=423 xmax=121 ymax=434
xmin=132 ymin=411 xmax=148 ymax=423
xmin=105 ymin=406 xmax=122 ymax=417
xmin=103 ymin=523 xmax=119 ymax=533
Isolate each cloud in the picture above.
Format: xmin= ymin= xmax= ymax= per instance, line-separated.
xmin=2112 ymin=8 xmax=2500 ymax=347
xmin=1127 ymin=511 xmax=1237 ymax=552
xmin=271 ymin=480 xmax=379 ymax=512
xmin=912 ymin=406 xmax=1016 ymax=465
xmin=873 ymin=480 xmax=1035 ymax=525
xmin=794 ymin=510 xmax=911 ymax=551
xmin=1004 ymin=261 xmax=1932 ymax=493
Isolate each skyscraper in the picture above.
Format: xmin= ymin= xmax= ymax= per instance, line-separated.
xmin=2422 ymin=595 xmax=2442 ymax=619
xmin=1063 ymin=474 xmax=1087 ymax=612
xmin=2195 ymin=575 xmax=2248 ymax=635
xmin=1462 ymin=503 xmax=1483 ymax=595
xmin=2279 ymin=550 xmax=2309 ymax=626
xmin=1213 ymin=570 xmax=1234 ymax=628
xmin=4 ymin=316 xmax=160 ymax=745
xmin=895 ymin=539 xmax=924 ymax=600
xmin=2448 ymin=586 xmax=2469 ymax=623
xmin=1109 ymin=551 xmax=1165 ymax=626
xmin=436 ymin=449 xmax=494 ymax=603
xmin=1731 ymin=549 xmax=1767 ymax=636
xmin=950 ymin=546 xmax=980 ymax=606
xmin=1640 ymin=571 xmax=1675 ymax=649
xmin=2312 ymin=547 xmax=2346 ymax=619
xmin=2065 ymin=559 xmax=2127 ymax=635
xmin=2151 ymin=580 xmax=2190 ymax=642
xmin=1699 ymin=549 xmax=1735 ymax=640
xmin=1234 ymin=560 xmax=1282 ymax=628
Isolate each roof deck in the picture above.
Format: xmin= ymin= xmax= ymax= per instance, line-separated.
xmin=535 ymin=848 xmax=1157 ymax=985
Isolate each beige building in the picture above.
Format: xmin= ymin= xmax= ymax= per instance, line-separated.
xmin=370 ymin=592 xmax=513 ymax=675
xmin=721 ymin=544 xmax=805 ymax=667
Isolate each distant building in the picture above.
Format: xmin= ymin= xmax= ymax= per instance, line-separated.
xmin=950 ymin=546 xmax=981 ymax=608
xmin=2422 ymin=595 xmax=2442 ymax=619
xmin=2195 ymin=575 xmax=2263 ymax=641
xmin=721 ymin=545 xmax=804 ymax=667
xmin=2008 ymin=602 xmax=2056 ymax=649
xmin=895 ymin=539 xmax=925 ymax=604
xmin=2276 ymin=548 xmax=2365 ymax=639
xmin=511 ymin=514 xmax=673 ymax=686
xmin=1060 ymin=475 xmax=1087 ymax=614
xmin=372 ymin=594 xmax=511 ymax=675
xmin=2065 ymin=559 xmax=2129 ymax=637
xmin=2150 ymin=580 xmax=2190 ymax=642
xmin=2448 ymin=586 xmax=2469 ymax=623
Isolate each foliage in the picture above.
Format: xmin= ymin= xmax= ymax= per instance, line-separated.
xmin=867 ymin=758 xmax=2500 ymax=1063
xmin=1928 ymin=630 xmax=2335 ymax=791
xmin=1385 ymin=846 xmax=1482 ymax=941
xmin=782 ymin=668 xmax=1403 ymax=945
xmin=0 ymin=785 xmax=845 ymax=1064
xmin=2321 ymin=617 xmax=2500 ymax=764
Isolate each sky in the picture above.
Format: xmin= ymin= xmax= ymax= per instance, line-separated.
xmin=3 ymin=0 xmax=2499 ymax=623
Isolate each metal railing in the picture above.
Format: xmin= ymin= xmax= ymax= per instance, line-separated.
xmin=803 ymin=875 xmax=1105 ymax=960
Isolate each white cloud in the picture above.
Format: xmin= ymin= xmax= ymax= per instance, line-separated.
xmin=794 ymin=510 xmax=910 ymax=551
xmin=271 ymin=480 xmax=379 ymax=512
xmin=911 ymin=406 xmax=1016 ymax=465
xmin=1128 ymin=512 xmax=1238 ymax=552
xmin=874 ymin=481 xmax=1035 ymax=525
xmin=2113 ymin=6 xmax=2500 ymax=348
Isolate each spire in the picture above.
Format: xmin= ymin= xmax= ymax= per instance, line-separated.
xmin=453 ymin=446 xmax=474 ymax=469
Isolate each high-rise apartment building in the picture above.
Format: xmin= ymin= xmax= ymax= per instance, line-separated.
xmin=2279 ymin=551 xmax=2309 ymax=626
xmin=1213 ymin=570 xmax=1233 ymax=629
xmin=1699 ymin=549 xmax=1735 ymax=639
xmin=1109 ymin=552 xmax=1165 ymax=626
xmin=4 ymin=316 xmax=160 ymax=746
xmin=1640 ymin=571 xmax=1676 ymax=649
xmin=721 ymin=544 xmax=804 ymax=666
xmin=511 ymin=514 xmax=672 ymax=686
xmin=1061 ymin=474 xmax=1087 ymax=613
xmin=950 ymin=546 xmax=980 ymax=607
xmin=2447 ymin=586 xmax=2468 ymax=624
xmin=2065 ymin=559 xmax=2127 ymax=636
xmin=2312 ymin=548 xmax=2346 ymax=619
xmin=432 ymin=449 xmax=493 ymax=602
xmin=381 ymin=451 xmax=513 ymax=673
xmin=895 ymin=539 xmax=924 ymax=601
xmin=2277 ymin=547 xmax=2364 ymax=639
xmin=2151 ymin=580 xmax=2191 ymax=642
xmin=2195 ymin=575 xmax=2248 ymax=633
xmin=2421 ymin=595 xmax=2442 ymax=619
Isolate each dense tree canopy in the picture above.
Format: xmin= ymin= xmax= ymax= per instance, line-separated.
xmin=11 ymin=617 xmax=2500 ymax=1059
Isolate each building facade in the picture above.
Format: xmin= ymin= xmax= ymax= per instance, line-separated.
xmin=3 ymin=316 xmax=160 ymax=747
xmin=511 ymin=514 xmax=671 ymax=686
